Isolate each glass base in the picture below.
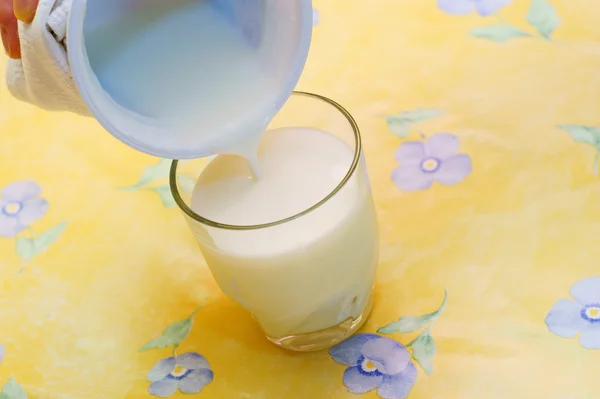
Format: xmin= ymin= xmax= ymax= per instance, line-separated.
xmin=266 ymin=292 xmax=374 ymax=352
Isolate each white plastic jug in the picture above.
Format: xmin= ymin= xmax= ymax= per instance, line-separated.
xmin=67 ymin=0 xmax=312 ymax=159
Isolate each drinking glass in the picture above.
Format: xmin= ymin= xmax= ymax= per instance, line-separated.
xmin=170 ymin=91 xmax=379 ymax=351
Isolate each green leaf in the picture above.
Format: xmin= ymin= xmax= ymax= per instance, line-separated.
xmin=385 ymin=108 xmax=445 ymax=138
xmin=594 ymin=152 xmax=600 ymax=176
xmin=378 ymin=315 xmax=435 ymax=334
xmin=435 ymin=289 xmax=449 ymax=316
xmin=3 ymin=378 xmax=27 ymax=399
xmin=0 ymin=393 xmax=10 ymax=399
xmin=558 ymin=125 xmax=600 ymax=147
xmin=470 ymin=25 xmax=530 ymax=42
xmin=178 ymin=175 xmax=197 ymax=193
xmin=388 ymin=108 xmax=445 ymax=124
xmin=526 ymin=0 xmax=560 ymax=39
xmin=386 ymin=120 xmax=411 ymax=138
xmin=150 ymin=185 xmax=176 ymax=208
xmin=123 ymin=159 xmax=172 ymax=190
xmin=15 ymin=222 xmax=67 ymax=261
xmin=34 ymin=222 xmax=68 ymax=249
xmin=378 ymin=290 xmax=448 ymax=334
xmin=411 ymin=333 xmax=436 ymax=375
xmin=139 ymin=317 xmax=193 ymax=352
xmin=15 ymin=238 xmax=35 ymax=261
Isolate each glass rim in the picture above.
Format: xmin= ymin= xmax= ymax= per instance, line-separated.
xmin=169 ymin=91 xmax=362 ymax=231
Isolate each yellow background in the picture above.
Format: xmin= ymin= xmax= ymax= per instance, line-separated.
xmin=1 ymin=0 xmax=600 ymax=398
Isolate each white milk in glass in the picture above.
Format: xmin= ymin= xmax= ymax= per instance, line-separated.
xmin=190 ymin=127 xmax=379 ymax=338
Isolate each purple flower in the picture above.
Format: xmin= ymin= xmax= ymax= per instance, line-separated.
xmin=546 ymin=277 xmax=600 ymax=349
xmin=329 ymin=334 xmax=417 ymax=399
xmin=0 ymin=345 xmax=5 ymax=363
xmin=438 ymin=0 xmax=512 ymax=16
xmin=0 ymin=181 xmax=49 ymax=237
xmin=392 ymin=133 xmax=472 ymax=191
xmin=147 ymin=352 xmax=213 ymax=397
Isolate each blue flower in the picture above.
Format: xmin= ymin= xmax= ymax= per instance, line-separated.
xmin=393 ymin=133 xmax=472 ymax=191
xmin=546 ymin=277 xmax=600 ymax=349
xmin=147 ymin=352 xmax=213 ymax=397
xmin=329 ymin=334 xmax=417 ymax=399
xmin=0 ymin=181 xmax=48 ymax=238
xmin=438 ymin=0 xmax=512 ymax=16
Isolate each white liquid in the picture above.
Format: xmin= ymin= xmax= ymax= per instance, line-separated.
xmin=190 ymin=128 xmax=379 ymax=337
xmin=84 ymin=0 xmax=276 ymax=168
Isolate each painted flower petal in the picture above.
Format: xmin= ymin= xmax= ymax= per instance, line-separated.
xmin=17 ymin=198 xmax=49 ymax=226
xmin=147 ymin=357 xmax=176 ymax=382
xmin=434 ymin=154 xmax=472 ymax=186
xmin=570 ymin=277 xmax=600 ymax=305
xmin=178 ymin=369 xmax=214 ymax=394
xmin=392 ymin=165 xmax=434 ymax=191
xmin=330 ymin=333 xmax=380 ymax=366
xmin=437 ymin=0 xmax=475 ymax=15
xmin=342 ymin=366 xmax=383 ymax=394
xmin=395 ymin=142 xmax=425 ymax=165
xmin=361 ymin=336 xmax=411 ymax=375
xmin=0 ymin=345 xmax=5 ymax=362
xmin=148 ymin=378 xmax=178 ymax=398
xmin=2 ymin=181 xmax=41 ymax=202
xmin=0 ymin=213 xmax=24 ymax=238
xmin=177 ymin=352 xmax=211 ymax=370
xmin=424 ymin=133 xmax=460 ymax=160
xmin=579 ymin=325 xmax=600 ymax=349
xmin=545 ymin=299 xmax=586 ymax=338
xmin=475 ymin=0 xmax=512 ymax=16
xmin=377 ymin=362 xmax=418 ymax=399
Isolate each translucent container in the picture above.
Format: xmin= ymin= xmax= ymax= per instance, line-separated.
xmin=67 ymin=0 xmax=312 ymax=158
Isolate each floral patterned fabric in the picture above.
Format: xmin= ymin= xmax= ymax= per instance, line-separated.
xmin=1 ymin=0 xmax=600 ymax=398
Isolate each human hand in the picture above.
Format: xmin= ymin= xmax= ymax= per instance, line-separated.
xmin=0 ymin=0 xmax=39 ymax=58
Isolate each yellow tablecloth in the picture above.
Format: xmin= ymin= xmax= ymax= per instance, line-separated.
xmin=2 ymin=0 xmax=600 ymax=398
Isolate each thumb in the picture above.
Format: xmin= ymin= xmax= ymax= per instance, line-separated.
xmin=0 ymin=0 xmax=20 ymax=58
xmin=1 ymin=19 xmax=20 ymax=58
xmin=13 ymin=0 xmax=38 ymax=23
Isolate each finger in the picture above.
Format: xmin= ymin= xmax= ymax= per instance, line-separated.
xmin=0 ymin=0 xmax=14 ymax=25
xmin=0 ymin=0 xmax=19 ymax=58
xmin=1 ymin=17 xmax=20 ymax=58
xmin=13 ymin=0 xmax=38 ymax=23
